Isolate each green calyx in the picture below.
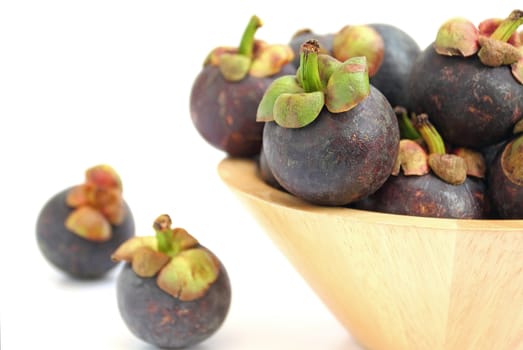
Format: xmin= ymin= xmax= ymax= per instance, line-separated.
xmin=478 ymin=10 xmax=523 ymax=69
xmin=331 ymin=25 xmax=384 ymax=77
xmin=414 ymin=114 xmax=467 ymax=185
xmin=256 ymin=39 xmax=370 ymax=128
xmin=434 ymin=17 xmax=479 ymax=57
xmin=434 ymin=9 xmax=523 ymax=83
xmin=111 ymin=214 xmax=220 ymax=301
xmin=204 ymin=15 xmax=294 ymax=82
xmin=218 ymin=15 xmax=261 ymax=81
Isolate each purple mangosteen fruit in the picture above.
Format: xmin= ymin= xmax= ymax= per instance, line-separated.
xmin=112 ymin=214 xmax=231 ymax=349
xmin=354 ymin=171 xmax=488 ymax=218
xmin=364 ymin=23 xmax=421 ymax=110
xmin=190 ymin=15 xmax=295 ymax=157
xmin=354 ymin=112 xmax=490 ymax=218
xmin=408 ymin=10 xmax=523 ymax=149
xmin=488 ymin=133 xmax=523 ymax=218
xmin=258 ymin=40 xmax=399 ymax=206
xmin=289 ymin=23 xmax=421 ymax=109
xmin=36 ymin=165 xmax=135 ymax=279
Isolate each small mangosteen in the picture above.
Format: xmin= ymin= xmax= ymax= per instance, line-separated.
xmin=408 ymin=10 xmax=523 ymax=148
xmin=36 ymin=165 xmax=135 ymax=279
xmin=257 ymin=40 xmax=399 ymax=206
xmin=190 ymin=15 xmax=295 ymax=157
xmin=488 ymin=133 xmax=523 ymax=218
xmin=354 ymin=112 xmax=490 ymax=218
xmin=112 ymin=214 xmax=231 ymax=349
xmin=288 ymin=23 xmax=421 ymax=109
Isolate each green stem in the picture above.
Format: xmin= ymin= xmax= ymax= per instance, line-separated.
xmin=490 ymin=10 xmax=523 ymax=42
xmin=299 ymin=40 xmax=324 ymax=93
xmin=153 ymin=215 xmax=180 ymax=257
xmin=395 ymin=106 xmax=421 ymax=140
xmin=414 ymin=113 xmax=446 ymax=154
xmin=238 ymin=15 xmax=263 ymax=58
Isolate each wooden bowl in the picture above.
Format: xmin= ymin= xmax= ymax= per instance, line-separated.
xmin=218 ymin=157 xmax=523 ymax=350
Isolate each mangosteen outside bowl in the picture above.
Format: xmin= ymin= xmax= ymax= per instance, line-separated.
xmin=218 ymin=157 xmax=523 ymax=350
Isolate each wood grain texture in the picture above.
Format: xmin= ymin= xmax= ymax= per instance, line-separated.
xmin=218 ymin=157 xmax=523 ymax=350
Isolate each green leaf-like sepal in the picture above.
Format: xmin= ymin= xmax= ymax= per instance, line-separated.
xmin=325 ymin=56 xmax=370 ymax=113
xmin=157 ymin=248 xmax=220 ymax=301
xmin=273 ymin=91 xmax=324 ymax=128
xmin=256 ymin=75 xmax=304 ymax=122
xmin=296 ymin=54 xmax=342 ymax=88
xmin=317 ymin=54 xmax=342 ymax=87
xmin=434 ymin=17 xmax=479 ymax=57
xmin=111 ymin=236 xmax=159 ymax=262
xmin=219 ymin=53 xmax=251 ymax=81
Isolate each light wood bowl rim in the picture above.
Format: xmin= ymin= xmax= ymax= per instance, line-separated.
xmin=217 ymin=157 xmax=523 ymax=232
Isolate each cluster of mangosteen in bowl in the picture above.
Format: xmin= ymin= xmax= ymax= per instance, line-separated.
xmin=191 ymin=11 xmax=523 ymax=220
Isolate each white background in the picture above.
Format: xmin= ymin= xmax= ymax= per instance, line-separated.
xmin=1 ymin=1 xmax=520 ymax=349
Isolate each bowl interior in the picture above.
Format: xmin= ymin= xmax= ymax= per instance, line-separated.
xmin=218 ymin=157 xmax=523 ymax=350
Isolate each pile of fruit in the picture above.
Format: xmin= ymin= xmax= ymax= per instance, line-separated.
xmin=34 ymin=10 xmax=522 ymax=350
xmin=191 ymin=11 xmax=523 ymax=220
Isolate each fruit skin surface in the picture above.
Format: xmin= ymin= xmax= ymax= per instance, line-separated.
xmin=36 ymin=187 xmax=135 ymax=278
xmin=368 ymin=23 xmax=421 ymax=109
xmin=116 ymin=253 xmax=231 ymax=349
xmin=190 ymin=64 xmax=295 ymax=157
xmin=257 ymin=147 xmax=283 ymax=190
xmin=488 ymin=137 xmax=523 ymax=218
xmin=409 ymin=45 xmax=523 ymax=148
xmin=263 ymin=85 xmax=399 ymax=206
xmin=353 ymin=173 xmax=489 ymax=218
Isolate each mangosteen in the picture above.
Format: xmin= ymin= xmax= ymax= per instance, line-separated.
xmin=408 ymin=10 xmax=523 ymax=149
xmin=354 ymin=172 xmax=488 ymax=218
xmin=488 ymin=133 xmax=523 ymax=218
xmin=364 ymin=24 xmax=421 ymax=110
xmin=112 ymin=214 xmax=231 ymax=349
xmin=257 ymin=40 xmax=399 ymax=206
xmin=36 ymin=165 xmax=135 ymax=279
xmin=354 ymin=113 xmax=490 ymax=218
xmin=289 ymin=23 xmax=420 ymax=109
xmin=190 ymin=15 xmax=295 ymax=157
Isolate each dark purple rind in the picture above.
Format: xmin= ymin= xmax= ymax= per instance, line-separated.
xmin=409 ymin=44 xmax=523 ymax=148
xmin=354 ymin=172 xmax=490 ymax=219
xmin=116 ymin=254 xmax=231 ymax=349
xmin=368 ymin=23 xmax=421 ymax=110
xmin=190 ymin=64 xmax=296 ymax=158
xmin=36 ymin=187 xmax=135 ymax=279
xmin=257 ymin=146 xmax=284 ymax=190
xmin=488 ymin=138 xmax=523 ymax=218
xmin=263 ymin=86 xmax=399 ymax=206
